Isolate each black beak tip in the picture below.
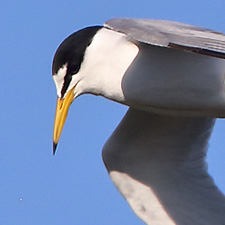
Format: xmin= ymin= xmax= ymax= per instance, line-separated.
xmin=53 ymin=142 xmax=58 ymax=155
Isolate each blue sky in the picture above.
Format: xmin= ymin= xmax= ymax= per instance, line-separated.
xmin=1 ymin=0 xmax=225 ymax=224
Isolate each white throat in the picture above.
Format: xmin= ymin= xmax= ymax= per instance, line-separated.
xmin=77 ymin=28 xmax=139 ymax=103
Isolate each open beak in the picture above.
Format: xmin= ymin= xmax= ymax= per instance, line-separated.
xmin=53 ymin=87 xmax=75 ymax=154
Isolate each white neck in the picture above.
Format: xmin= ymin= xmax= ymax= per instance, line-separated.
xmin=77 ymin=28 xmax=139 ymax=103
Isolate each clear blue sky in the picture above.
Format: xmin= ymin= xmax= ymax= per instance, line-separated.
xmin=1 ymin=0 xmax=225 ymax=224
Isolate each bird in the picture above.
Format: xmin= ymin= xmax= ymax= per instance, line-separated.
xmin=52 ymin=18 xmax=225 ymax=225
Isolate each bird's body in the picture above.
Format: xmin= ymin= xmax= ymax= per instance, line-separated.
xmin=52 ymin=18 xmax=225 ymax=224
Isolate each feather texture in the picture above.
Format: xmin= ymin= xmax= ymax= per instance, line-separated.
xmin=105 ymin=18 xmax=225 ymax=59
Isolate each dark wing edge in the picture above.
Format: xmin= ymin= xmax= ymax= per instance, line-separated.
xmin=104 ymin=18 xmax=225 ymax=59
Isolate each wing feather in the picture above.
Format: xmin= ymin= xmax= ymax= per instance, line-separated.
xmin=102 ymin=108 xmax=225 ymax=225
xmin=104 ymin=18 xmax=225 ymax=59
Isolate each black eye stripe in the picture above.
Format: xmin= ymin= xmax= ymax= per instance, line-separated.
xmin=60 ymin=63 xmax=79 ymax=98
xmin=61 ymin=73 xmax=72 ymax=98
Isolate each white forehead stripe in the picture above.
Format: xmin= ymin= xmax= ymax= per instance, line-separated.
xmin=53 ymin=64 xmax=68 ymax=98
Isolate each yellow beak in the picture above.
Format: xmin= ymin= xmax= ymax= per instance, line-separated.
xmin=53 ymin=87 xmax=75 ymax=154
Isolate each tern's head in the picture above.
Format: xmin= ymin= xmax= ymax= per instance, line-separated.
xmin=52 ymin=26 xmax=102 ymax=154
xmin=52 ymin=25 xmax=138 ymax=154
xmin=52 ymin=26 xmax=102 ymax=99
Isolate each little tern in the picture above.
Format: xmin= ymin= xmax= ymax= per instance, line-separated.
xmin=52 ymin=18 xmax=225 ymax=225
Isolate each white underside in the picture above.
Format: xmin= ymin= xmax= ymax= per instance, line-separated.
xmin=121 ymin=43 xmax=225 ymax=117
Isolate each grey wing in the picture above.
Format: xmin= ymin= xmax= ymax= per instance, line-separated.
xmin=102 ymin=108 xmax=225 ymax=225
xmin=104 ymin=18 xmax=225 ymax=59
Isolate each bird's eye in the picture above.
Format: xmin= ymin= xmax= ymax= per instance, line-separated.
xmin=68 ymin=64 xmax=80 ymax=76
